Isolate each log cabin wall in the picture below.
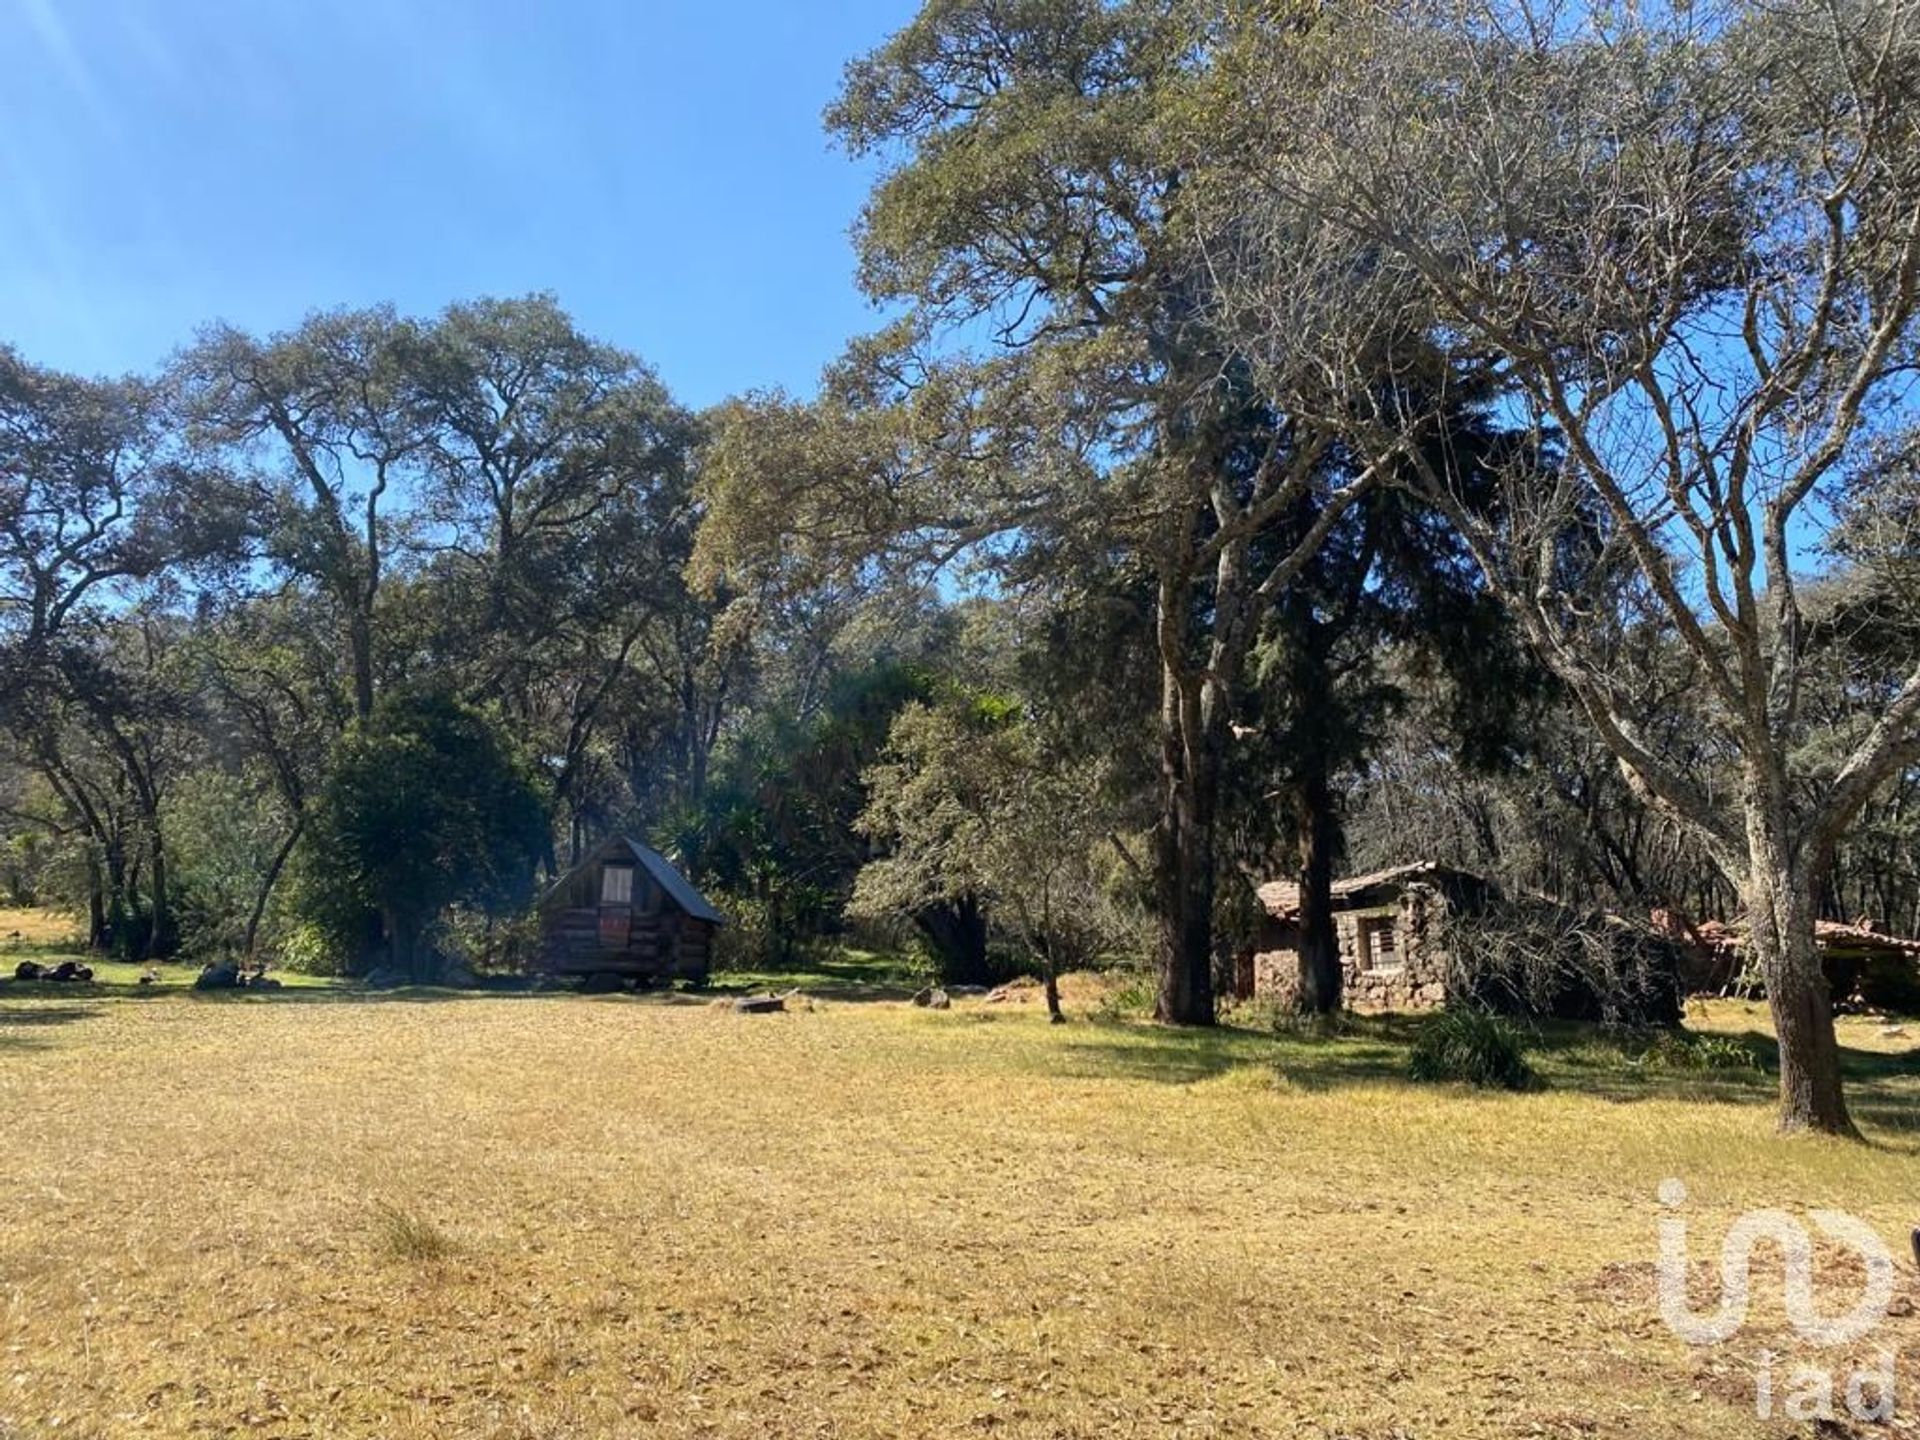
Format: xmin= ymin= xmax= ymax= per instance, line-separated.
xmin=537 ymin=855 xmax=716 ymax=983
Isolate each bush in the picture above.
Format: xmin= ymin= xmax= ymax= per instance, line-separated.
xmin=1093 ymin=969 xmax=1156 ymax=1021
xmin=370 ymin=1201 xmax=453 ymax=1263
xmin=294 ymin=691 xmax=546 ymax=980
xmin=1408 ymin=1009 xmax=1541 ymax=1091
xmin=1440 ymin=899 xmax=1684 ymax=1027
xmin=1634 ymin=1029 xmax=1764 ymax=1072
xmin=436 ymin=908 xmax=542 ymax=976
xmin=275 ymin=918 xmax=353 ymax=976
xmin=709 ymin=894 xmax=783 ymax=971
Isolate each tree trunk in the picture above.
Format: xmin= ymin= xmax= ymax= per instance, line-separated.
xmin=1293 ymin=764 xmax=1343 ymax=1013
xmin=385 ymin=908 xmax=434 ymax=985
xmin=915 ymin=894 xmax=990 ymax=986
xmin=85 ymin=855 xmax=107 ymax=952
xmin=144 ymin=826 xmax=173 ymax=961
xmin=102 ymin=837 xmax=130 ymax=956
xmin=348 ymin=609 xmax=375 ymax=721
xmin=244 ymin=815 xmax=306 ymax=961
xmin=1154 ymin=712 xmax=1220 ymax=1026
xmin=1745 ymin=805 xmax=1855 ymax=1136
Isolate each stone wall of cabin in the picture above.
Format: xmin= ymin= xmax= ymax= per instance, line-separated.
xmin=1251 ymin=883 xmax=1450 ymax=1011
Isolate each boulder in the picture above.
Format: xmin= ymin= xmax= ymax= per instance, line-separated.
xmin=732 ymin=993 xmax=786 ymax=1014
xmin=13 ymin=960 xmax=42 ymax=981
xmin=194 ymin=962 xmax=242 ymax=991
xmin=72 ymin=965 xmax=94 ymax=983
xmin=48 ymin=961 xmax=81 ymax=982
xmin=912 ymin=986 xmax=952 ymax=1010
xmin=248 ymin=975 xmax=283 ymax=991
xmin=439 ymin=957 xmax=479 ymax=989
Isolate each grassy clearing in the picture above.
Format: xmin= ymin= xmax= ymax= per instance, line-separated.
xmin=1 ymin=956 xmax=1918 ymax=1437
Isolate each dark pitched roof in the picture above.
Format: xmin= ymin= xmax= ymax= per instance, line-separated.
xmin=539 ymin=835 xmax=725 ymax=925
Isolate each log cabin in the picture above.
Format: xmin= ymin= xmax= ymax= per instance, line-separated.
xmin=535 ymin=835 xmax=722 ymax=985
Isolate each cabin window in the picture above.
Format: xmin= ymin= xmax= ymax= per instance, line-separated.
xmin=600 ymin=864 xmax=634 ymax=906
xmin=1358 ymin=916 xmax=1401 ymax=973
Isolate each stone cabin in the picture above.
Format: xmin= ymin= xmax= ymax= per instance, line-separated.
xmin=1246 ymin=861 xmax=1486 ymax=1010
xmin=1243 ymin=860 xmax=1684 ymax=1022
xmin=535 ymin=835 xmax=722 ymax=985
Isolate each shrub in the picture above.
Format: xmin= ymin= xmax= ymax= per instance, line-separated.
xmin=1093 ymin=969 xmax=1156 ymax=1021
xmin=1634 ymin=1029 xmax=1764 ymax=1072
xmin=295 ymin=691 xmax=546 ymax=981
xmin=1440 ymin=899 xmax=1684 ymax=1027
xmin=437 ymin=909 xmax=542 ymax=976
xmin=1408 ymin=1009 xmax=1541 ymax=1091
xmin=371 ymin=1201 xmax=453 ymax=1263
xmin=276 ymin=918 xmax=353 ymax=977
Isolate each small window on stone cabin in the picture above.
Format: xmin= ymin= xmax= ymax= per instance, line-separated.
xmin=1359 ymin=916 xmax=1401 ymax=972
xmin=601 ymin=864 xmax=634 ymax=906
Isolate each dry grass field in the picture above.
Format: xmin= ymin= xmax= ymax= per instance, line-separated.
xmin=3 ymin=924 xmax=1919 ymax=1438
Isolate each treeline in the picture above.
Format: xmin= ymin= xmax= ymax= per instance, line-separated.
xmin=2 ymin=287 xmax=1913 ymax=1009
xmin=4 ymin=0 xmax=1919 ymax=1135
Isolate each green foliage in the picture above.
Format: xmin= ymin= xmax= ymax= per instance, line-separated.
xmin=851 ymin=686 xmax=1143 ymax=988
xmin=1632 ymin=1030 xmax=1765 ymax=1073
xmin=436 ymin=909 xmax=543 ymax=977
xmin=1092 ymin=969 xmax=1156 ymax=1022
xmin=676 ymin=658 xmax=941 ymax=955
xmin=276 ymin=918 xmax=353 ymax=977
xmin=1408 ymin=1010 xmax=1541 ymax=1092
xmin=294 ymin=692 xmax=545 ymax=977
xmin=709 ymin=893 xmax=812 ymax=972
xmin=162 ymin=768 xmax=289 ymax=958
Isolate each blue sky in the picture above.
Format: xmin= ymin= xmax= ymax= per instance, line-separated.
xmin=0 ymin=0 xmax=916 ymax=406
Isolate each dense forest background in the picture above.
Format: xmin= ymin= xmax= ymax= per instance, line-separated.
xmin=2 ymin=292 xmax=1912 ymax=983
xmin=3 ymin=1 xmax=1917 ymax=1133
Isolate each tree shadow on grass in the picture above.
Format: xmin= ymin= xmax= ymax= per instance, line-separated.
xmin=1030 ymin=1012 xmax=1920 ymax=1135
xmin=0 ymin=977 xmax=662 ymax=1008
xmin=1044 ymin=1016 xmax=1416 ymax=1088
xmin=702 ymin=954 xmax=927 ymax=1003
xmin=0 ymin=1004 xmax=101 ymax=1026
xmin=0 ymin=1003 xmax=102 ymax=1054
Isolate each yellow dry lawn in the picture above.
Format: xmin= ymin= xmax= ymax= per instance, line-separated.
xmin=3 ymin=959 xmax=1919 ymax=1438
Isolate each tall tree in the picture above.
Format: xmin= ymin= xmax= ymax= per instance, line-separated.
xmin=0 ymin=349 xmax=229 ymax=955
xmin=1225 ymin=0 xmax=1920 ymax=1131
xmin=853 ymin=686 xmax=1134 ymax=1012
xmin=400 ymin=295 xmax=712 ymax=863
xmin=702 ymin=0 xmax=1399 ymax=1024
xmin=298 ymin=691 xmax=546 ymax=981
xmin=176 ymin=308 xmax=427 ymax=721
